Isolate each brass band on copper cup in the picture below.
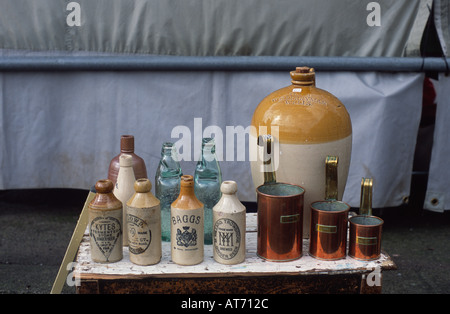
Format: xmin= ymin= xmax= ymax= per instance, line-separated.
xmin=348 ymin=215 xmax=383 ymax=261
xmin=256 ymin=183 xmax=305 ymax=262
xmin=309 ymin=200 xmax=350 ymax=260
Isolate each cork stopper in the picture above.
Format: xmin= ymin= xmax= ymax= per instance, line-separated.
xmin=290 ymin=66 xmax=315 ymax=86
xmin=221 ymin=181 xmax=237 ymax=194
xmin=134 ymin=178 xmax=152 ymax=193
xmin=119 ymin=154 xmax=133 ymax=167
xmin=120 ymin=135 xmax=134 ymax=153
xmin=95 ymin=179 xmax=114 ymax=193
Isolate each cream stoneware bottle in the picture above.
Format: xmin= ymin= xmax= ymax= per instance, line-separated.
xmin=114 ymin=154 xmax=136 ymax=246
xmin=127 ymin=178 xmax=162 ymax=266
xmin=213 ymin=181 xmax=246 ymax=265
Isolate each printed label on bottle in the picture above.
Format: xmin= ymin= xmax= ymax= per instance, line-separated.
xmin=127 ymin=214 xmax=151 ymax=255
xmin=171 ymin=207 xmax=204 ymax=265
xmin=214 ymin=218 xmax=241 ymax=260
xmin=90 ymin=215 xmax=122 ymax=262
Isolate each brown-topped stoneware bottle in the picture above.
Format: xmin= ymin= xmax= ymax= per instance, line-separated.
xmin=171 ymin=175 xmax=204 ymax=265
xmin=250 ymin=67 xmax=352 ymax=238
xmin=108 ymin=135 xmax=148 ymax=185
xmin=89 ymin=179 xmax=123 ymax=263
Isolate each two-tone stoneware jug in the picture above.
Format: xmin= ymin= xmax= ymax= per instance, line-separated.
xmin=250 ymin=67 xmax=352 ymax=238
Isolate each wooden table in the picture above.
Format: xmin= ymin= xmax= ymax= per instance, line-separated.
xmin=74 ymin=213 xmax=396 ymax=294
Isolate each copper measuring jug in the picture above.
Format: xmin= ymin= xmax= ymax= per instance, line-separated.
xmin=309 ymin=156 xmax=350 ymax=260
xmin=348 ymin=178 xmax=384 ymax=260
xmin=256 ymin=135 xmax=305 ymax=262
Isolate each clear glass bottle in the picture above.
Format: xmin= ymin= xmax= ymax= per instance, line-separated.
xmin=155 ymin=142 xmax=183 ymax=242
xmin=194 ymin=138 xmax=222 ymax=245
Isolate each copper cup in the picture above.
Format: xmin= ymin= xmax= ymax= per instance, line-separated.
xmin=309 ymin=200 xmax=350 ymax=260
xmin=257 ymin=183 xmax=305 ymax=262
xmin=348 ymin=215 xmax=383 ymax=260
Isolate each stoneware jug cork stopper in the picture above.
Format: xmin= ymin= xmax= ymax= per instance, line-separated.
xmin=95 ymin=179 xmax=114 ymax=193
xmin=296 ymin=66 xmax=313 ymax=73
xmin=119 ymin=154 xmax=133 ymax=167
xmin=134 ymin=178 xmax=152 ymax=193
xmin=120 ymin=135 xmax=134 ymax=153
xmin=291 ymin=66 xmax=315 ymax=85
xmin=221 ymin=181 xmax=238 ymax=194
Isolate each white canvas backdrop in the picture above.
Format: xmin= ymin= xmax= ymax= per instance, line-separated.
xmin=424 ymin=73 xmax=450 ymax=212
xmin=0 ymin=70 xmax=424 ymax=208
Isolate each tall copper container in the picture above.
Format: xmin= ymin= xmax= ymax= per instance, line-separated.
xmin=256 ymin=135 xmax=305 ymax=262
xmin=309 ymin=200 xmax=350 ymax=260
xmin=257 ymin=183 xmax=305 ymax=261
xmin=348 ymin=215 xmax=383 ymax=260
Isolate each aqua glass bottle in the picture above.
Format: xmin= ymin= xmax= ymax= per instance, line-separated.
xmin=155 ymin=142 xmax=183 ymax=242
xmin=194 ymin=138 xmax=222 ymax=245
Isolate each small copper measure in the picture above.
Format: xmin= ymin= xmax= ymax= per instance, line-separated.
xmin=309 ymin=156 xmax=350 ymax=260
xmin=348 ymin=178 xmax=384 ymax=261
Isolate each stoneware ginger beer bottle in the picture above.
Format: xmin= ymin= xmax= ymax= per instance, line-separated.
xmin=113 ymin=154 xmax=136 ymax=246
xmin=213 ymin=181 xmax=246 ymax=265
xmin=108 ymin=135 xmax=148 ymax=185
xmin=171 ymin=175 xmax=204 ymax=265
xmin=89 ymin=179 xmax=123 ymax=263
xmin=250 ymin=67 xmax=352 ymax=238
xmin=127 ymin=178 xmax=162 ymax=265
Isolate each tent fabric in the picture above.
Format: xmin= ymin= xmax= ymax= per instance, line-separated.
xmin=0 ymin=0 xmax=431 ymax=57
xmin=434 ymin=0 xmax=450 ymax=57
xmin=0 ymin=68 xmax=424 ymax=208
xmin=424 ymin=73 xmax=450 ymax=212
xmin=1 ymin=0 xmax=449 ymax=211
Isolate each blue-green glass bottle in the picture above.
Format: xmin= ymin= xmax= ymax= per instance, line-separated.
xmin=194 ymin=138 xmax=222 ymax=245
xmin=155 ymin=142 xmax=183 ymax=242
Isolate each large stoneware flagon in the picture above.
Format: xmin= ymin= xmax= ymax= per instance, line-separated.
xmin=250 ymin=67 xmax=352 ymax=238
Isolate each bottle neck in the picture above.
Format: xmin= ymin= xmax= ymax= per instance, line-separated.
xmin=180 ymin=183 xmax=196 ymax=196
xmin=120 ymin=135 xmax=135 ymax=153
xmin=158 ymin=144 xmax=182 ymax=177
xmin=200 ymin=140 xmax=217 ymax=164
xmin=290 ymin=67 xmax=316 ymax=86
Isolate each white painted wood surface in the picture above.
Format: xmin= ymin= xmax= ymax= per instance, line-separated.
xmin=75 ymin=213 xmax=395 ymax=280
